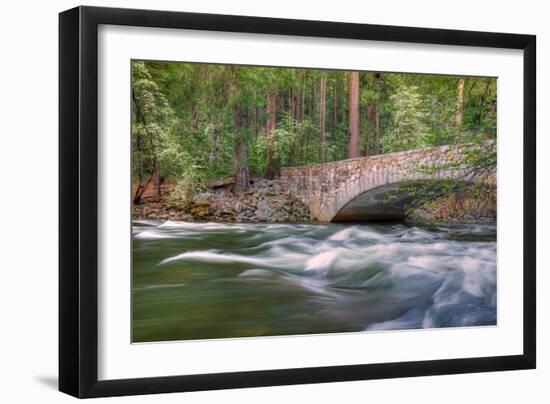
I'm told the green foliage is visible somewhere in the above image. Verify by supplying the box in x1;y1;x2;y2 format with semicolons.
132;61;497;206
170;165;206;207
132;61;203;200
382;84;430;152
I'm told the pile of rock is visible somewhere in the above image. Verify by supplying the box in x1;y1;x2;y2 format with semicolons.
133;203;193;221
132;178;312;223
194;179;312;222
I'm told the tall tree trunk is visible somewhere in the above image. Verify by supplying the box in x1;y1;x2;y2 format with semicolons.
375;108;381;154
364;103;374;156
135;129;143;190
289;89;297;166
296;91;302;125
266;92;277;179
301;71;306;122
234;105;250;189
234;137;250;189
319;75;327;162
133;162;155;205
153;155;161;196
333;77;338;130
132;91;145;203
251;92;258;136
189;106;198;137
455;77;465;131
289;89;295;133
311;84;316;123
477;78;492;126
348;71;361;159
341;74;347;128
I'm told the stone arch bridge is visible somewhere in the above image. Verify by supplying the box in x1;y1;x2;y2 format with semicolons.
280;143;495;222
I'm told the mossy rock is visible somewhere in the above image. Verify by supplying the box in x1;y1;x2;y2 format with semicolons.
193;200;213;208
190;200;213;220
190;206;211;219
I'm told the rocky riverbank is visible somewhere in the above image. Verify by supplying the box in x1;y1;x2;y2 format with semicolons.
407;185;496;224
133;178;313;223
133;178;496;224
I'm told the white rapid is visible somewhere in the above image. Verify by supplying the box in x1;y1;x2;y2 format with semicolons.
132;221;496;342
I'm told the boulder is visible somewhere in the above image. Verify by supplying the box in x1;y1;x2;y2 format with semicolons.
190;200;213;220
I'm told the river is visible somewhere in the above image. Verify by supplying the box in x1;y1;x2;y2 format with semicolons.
132;221;496;342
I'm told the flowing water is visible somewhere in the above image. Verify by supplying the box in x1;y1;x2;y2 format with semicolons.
132;221;496;342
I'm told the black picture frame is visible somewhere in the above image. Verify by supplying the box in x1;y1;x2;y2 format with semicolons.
59;5;536;398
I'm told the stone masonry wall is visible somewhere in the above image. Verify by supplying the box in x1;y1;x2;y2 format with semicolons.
280;143;496;222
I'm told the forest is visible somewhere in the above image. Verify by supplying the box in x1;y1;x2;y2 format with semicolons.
131;60;497;222
131;61;499;343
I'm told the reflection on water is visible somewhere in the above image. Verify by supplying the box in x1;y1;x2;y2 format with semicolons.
132;221;496;342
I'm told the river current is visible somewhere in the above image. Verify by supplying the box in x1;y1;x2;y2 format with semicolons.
132;221;496;342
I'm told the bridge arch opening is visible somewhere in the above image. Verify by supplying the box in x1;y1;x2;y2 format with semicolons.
330;180;475;223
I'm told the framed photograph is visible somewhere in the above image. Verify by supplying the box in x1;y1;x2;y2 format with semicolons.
59;6;536;398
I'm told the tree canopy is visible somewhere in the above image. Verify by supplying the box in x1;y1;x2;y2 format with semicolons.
131;61;496;204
